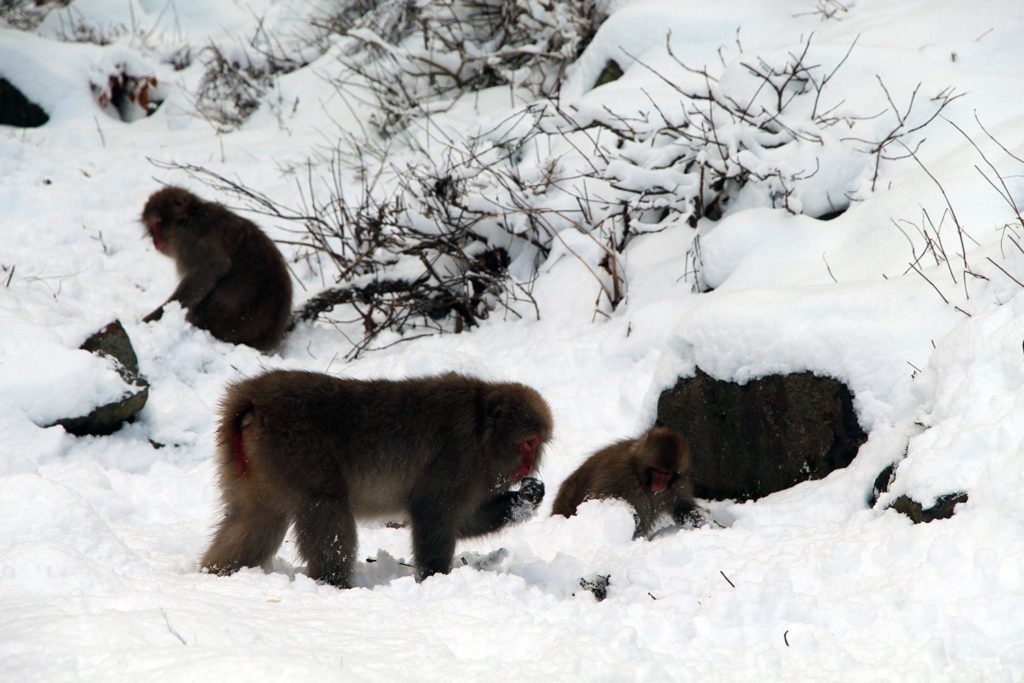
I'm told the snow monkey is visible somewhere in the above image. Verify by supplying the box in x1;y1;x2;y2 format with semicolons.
551;427;695;538
200;370;553;588
141;186;292;351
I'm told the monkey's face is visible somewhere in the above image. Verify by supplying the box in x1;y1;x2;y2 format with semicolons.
638;428;691;495
142;211;167;254
513;435;544;482
141;187;194;257
484;384;552;487
646;466;678;494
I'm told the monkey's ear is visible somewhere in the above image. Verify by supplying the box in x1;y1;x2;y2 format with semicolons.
485;392;509;421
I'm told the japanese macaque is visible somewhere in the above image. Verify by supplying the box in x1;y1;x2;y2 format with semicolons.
200;370;553;588
141;186;292;351
551;426;695;538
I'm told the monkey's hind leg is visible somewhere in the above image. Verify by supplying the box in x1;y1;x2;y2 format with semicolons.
200;491;289;577
293;495;356;589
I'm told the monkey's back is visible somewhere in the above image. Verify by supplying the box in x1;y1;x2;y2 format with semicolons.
551;440;639;517
221;371;491;510
192;208;292;351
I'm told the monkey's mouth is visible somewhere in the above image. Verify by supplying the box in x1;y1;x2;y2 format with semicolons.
512;436;542;481
649;468;676;494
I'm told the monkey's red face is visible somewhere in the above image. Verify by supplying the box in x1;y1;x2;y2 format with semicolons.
145;216;166;253
648;467;677;494
513;436;543;482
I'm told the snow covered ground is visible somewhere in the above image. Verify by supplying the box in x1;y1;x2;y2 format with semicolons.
2;0;1024;679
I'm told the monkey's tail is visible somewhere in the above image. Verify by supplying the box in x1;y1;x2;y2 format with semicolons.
218;390;255;477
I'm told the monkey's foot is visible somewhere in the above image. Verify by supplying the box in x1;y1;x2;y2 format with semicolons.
576;574;610;602
456;547;509;572
678;505;719;529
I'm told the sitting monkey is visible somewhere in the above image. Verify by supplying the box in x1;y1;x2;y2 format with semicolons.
141;186;292;351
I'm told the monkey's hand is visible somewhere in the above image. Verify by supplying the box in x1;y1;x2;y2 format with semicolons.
516;477;545;507
458;478;545;538
142;306;164;323
671;499;718;529
505;477;544;524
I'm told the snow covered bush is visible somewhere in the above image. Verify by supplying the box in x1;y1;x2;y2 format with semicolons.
176;30;963;351
172;18;962;352
193;45;276;131
0;0;69;31
90;56;161;122
324;0;607;135
192;27;312;131
562;35;961;225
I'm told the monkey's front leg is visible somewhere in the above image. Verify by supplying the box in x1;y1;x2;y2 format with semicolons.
409;499;459;582
144;257;229;322
457;477;545;538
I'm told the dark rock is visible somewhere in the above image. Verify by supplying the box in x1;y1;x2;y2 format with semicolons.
80;319;142;374
593;60;624;88
870;462;898;506
889;492;968;524
0;78;49;128
55;320;149;436
815;206;848;221
656;368;866;501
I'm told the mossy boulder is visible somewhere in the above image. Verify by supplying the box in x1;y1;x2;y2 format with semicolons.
656;368;866;501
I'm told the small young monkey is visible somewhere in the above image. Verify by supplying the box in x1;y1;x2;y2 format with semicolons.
552;426;696;538
200;370;553;588
141;186;292;351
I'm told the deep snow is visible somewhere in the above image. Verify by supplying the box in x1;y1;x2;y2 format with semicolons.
2;0;1024;680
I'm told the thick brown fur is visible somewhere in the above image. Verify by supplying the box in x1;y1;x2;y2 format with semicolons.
551;427;694;538
200;370;553;587
141;186;292;351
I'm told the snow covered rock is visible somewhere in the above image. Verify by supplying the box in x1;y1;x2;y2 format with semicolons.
872;462;969;524
53;320;148;436
0;77;47;127
656;368;866;500
890;492;969;524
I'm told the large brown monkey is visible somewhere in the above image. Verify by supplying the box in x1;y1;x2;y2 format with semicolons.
141;186;292;351
552;427;695;538
200;370;553;588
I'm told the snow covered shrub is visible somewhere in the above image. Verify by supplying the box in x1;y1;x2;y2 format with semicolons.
168;32;959;350
558;36;961;229
160;128;554;356
889;115;1024;312
0;0;69;31
192;27;309;131
36;1;127;44
325;0;607;134
194;45;275;131
89;51;163;122
795;0;854;22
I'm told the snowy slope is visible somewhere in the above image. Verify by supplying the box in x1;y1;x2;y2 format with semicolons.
2;0;1024;680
